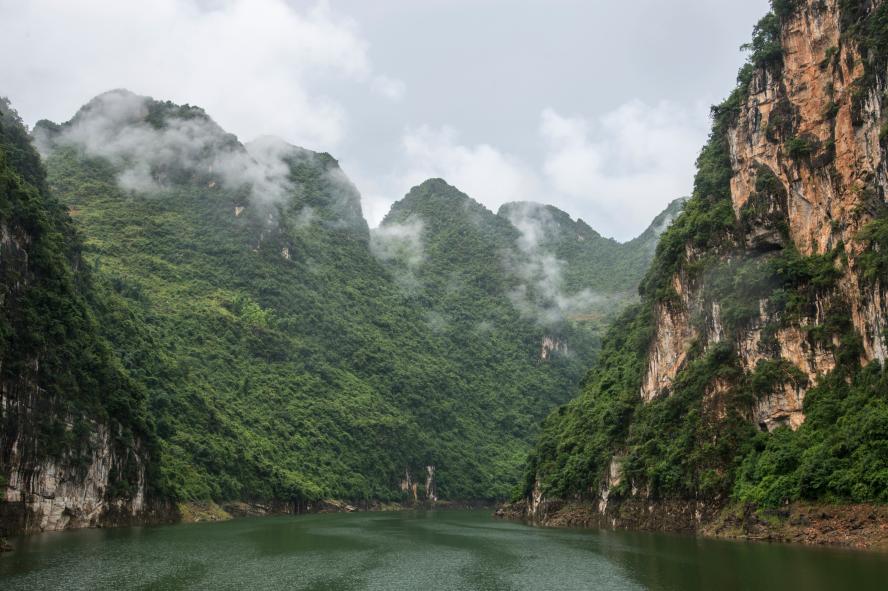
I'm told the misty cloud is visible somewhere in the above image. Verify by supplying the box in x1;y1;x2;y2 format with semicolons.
503;203;608;326
43;90;296;206
2;0;769;240
370;216;426;290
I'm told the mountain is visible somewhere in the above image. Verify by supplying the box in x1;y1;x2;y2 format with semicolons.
1;89;679;534
514;0;888;546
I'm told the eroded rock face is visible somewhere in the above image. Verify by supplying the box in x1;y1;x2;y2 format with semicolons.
1;387;148;534
641;0;887;431
539;336;568;361
399;465;437;502
730;0;888;364
641;271;698;402
597;456;625;514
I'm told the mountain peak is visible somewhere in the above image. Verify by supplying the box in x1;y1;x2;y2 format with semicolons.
382;177;493;227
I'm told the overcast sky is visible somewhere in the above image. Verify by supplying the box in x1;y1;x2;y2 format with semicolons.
1;0;770;240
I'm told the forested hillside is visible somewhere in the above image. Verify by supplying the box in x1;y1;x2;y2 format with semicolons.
518;0;888;534
0;89;680;529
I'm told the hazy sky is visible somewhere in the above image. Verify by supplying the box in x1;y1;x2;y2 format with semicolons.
1;0;770;240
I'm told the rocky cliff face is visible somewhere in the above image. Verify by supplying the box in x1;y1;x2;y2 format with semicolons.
519;0;888;543
643;0;887;424
0;99;163;536
1;389;151;533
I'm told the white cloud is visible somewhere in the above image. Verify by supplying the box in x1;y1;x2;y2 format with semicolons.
370;218;425;270
0;0;403;150
370;216;426;291
398;125;539;212
43;89;297;205
503;203;608;325
540;100;708;239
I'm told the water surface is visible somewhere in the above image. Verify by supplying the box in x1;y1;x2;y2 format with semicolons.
1;509;886;590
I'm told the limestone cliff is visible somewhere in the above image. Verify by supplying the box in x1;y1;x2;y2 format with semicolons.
0;99;164;536
518;0;888;546
643;0;886;425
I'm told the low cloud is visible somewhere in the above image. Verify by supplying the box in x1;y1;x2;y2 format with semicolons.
370;216;426;290
41;90;298;206
503;203;606;325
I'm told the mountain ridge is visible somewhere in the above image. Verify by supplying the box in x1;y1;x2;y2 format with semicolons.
1;90;681;535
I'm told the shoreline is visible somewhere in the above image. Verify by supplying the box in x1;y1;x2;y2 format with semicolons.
177;498;496;524
494;500;888;552
0;498;498;550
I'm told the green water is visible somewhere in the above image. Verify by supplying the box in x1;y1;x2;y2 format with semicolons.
1;509;886;590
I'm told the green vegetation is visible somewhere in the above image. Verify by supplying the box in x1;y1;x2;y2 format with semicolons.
0;98;159;498
857;214;888;283
742;12;785;71
840;0;888;126
5;90;675;507
784;136;817;160
523;0;887;511
772;0;801;20
736;360;888;506
519;304;653;499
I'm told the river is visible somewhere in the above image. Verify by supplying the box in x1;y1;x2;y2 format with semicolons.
1;509;886;590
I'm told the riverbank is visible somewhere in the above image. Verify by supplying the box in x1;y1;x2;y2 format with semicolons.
495;500;888;551
178;498;494;523
0;495;496;549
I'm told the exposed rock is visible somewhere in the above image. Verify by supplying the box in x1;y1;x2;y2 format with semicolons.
539;336;568;361
597;456;624;514
425;465;437;502
501;499;888;550
729;0;888;364
399;465;438;503
641;272;697;402
514;0;888;549
642;0;885;413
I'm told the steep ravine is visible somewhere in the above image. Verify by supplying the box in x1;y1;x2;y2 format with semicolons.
508;0;888;550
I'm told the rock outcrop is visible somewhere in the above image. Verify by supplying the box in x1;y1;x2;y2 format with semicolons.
517;0;888;548
1;391;149;533
0;98;163;536
643;0;886;420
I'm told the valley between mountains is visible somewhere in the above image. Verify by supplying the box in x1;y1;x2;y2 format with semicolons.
2;0;888;553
